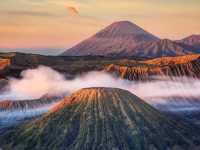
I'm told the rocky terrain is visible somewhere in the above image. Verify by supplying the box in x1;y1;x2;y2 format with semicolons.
0;52;143;79
1;87;200;150
105;54;200;80
0;58;10;70
1;52;200;127
0;96;61;111
2;52;200;81
0;17;200;150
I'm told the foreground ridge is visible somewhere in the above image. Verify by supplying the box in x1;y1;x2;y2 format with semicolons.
1;87;200;150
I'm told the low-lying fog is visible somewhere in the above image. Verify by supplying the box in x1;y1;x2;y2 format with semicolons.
0;66;200;104
0;105;51;129
1;65;200;127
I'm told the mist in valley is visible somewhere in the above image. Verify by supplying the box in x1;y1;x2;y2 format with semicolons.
1;66;200;134
0;104;52;129
1;65;200;123
1;66;200;105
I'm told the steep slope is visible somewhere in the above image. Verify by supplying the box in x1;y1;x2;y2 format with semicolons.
0;58;10;70
178;35;200;50
1;87;200;150
62;21;159;56
122;39;197;57
0;96;61;111
105;54;200;80
0;96;62;130
142;54;200;65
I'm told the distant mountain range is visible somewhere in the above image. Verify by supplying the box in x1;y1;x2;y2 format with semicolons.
177;34;200;49
61;21;200;58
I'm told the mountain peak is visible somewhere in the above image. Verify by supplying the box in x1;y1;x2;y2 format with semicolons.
108;20;140;31
1;87;200;149
95;21;158;38
61;21;159;56
109;20;135;27
112;20;134;24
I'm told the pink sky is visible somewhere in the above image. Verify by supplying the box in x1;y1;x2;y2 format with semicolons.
0;0;199;54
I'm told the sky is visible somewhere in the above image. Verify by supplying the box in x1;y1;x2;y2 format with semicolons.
0;0;200;55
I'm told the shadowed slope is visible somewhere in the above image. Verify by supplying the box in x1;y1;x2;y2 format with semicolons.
178;35;200;50
0;96;61;111
62;21;159;56
1;88;200;150
122;39;198;57
105;54;200;80
61;21;199;58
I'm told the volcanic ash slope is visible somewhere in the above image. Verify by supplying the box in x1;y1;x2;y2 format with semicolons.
1;88;200;150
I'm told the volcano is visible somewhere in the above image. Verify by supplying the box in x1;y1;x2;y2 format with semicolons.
61;21;199;58
1;87;200;150
61;21;159;56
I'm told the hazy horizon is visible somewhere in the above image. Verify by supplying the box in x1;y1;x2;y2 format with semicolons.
0;0;200;55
